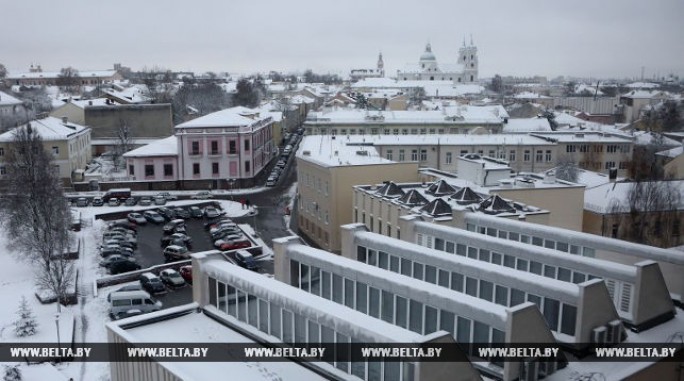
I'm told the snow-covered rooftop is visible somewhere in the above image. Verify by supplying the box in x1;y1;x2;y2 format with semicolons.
344;133;553;146
0;116;88;142
306;105;507;125
296;135;394;167
8;69;118;79
513;91;550;99
584;180;684;214
502;117;552;133
123;135;178;158
656;145;684;159
112;307;327;381
176;106;272;129
0;90;22;106
531;131;633;143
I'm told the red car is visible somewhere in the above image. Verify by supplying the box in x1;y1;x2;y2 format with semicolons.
179;265;193;284
217;239;251;251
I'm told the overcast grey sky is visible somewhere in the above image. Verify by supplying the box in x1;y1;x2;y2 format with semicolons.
2;0;683;79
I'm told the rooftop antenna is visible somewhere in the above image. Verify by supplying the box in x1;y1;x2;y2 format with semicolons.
594;81;600;101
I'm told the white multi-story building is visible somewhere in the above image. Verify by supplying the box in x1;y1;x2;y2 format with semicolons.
123;106;276;188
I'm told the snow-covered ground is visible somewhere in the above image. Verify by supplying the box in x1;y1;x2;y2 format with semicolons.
0;198;259;380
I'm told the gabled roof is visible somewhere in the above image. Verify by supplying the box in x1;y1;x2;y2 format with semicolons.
375;181;405;198
397;189;428;206
479;195;516;214
175;106;270;129
0;91;22;106
449;186;484;205
0;117;88;142
418;198;453;217
425;179;457;197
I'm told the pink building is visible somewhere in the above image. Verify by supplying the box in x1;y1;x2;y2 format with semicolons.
124;107;276;188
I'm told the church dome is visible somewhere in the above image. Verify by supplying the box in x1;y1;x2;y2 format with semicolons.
419;43;436;62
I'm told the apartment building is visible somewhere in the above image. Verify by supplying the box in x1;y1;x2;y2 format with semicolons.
303;106;507;136
0;116;91;185
296;135;419;252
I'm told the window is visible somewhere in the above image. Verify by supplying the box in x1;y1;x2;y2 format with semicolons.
446;152;452;164
386;150;393;160
129;165;134;176
536;150;543;162
244;139;250;151
356;282;367;313
191;141;200;155
52;146;59;155
229;141;236;154
210;141;219;154
0;147;4;156
509;150;516;161
409;300;423;333
411;150;418;161
245;161;250;173
0;167;5;175
545;150;552;162
144;164;154;177
524;150;531;162
399;150;405;161
163;164;173;177
212;162;219;175
193;163;200;175
605;161;616;169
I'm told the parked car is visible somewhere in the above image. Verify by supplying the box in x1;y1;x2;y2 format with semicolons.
123;197;137;206
100;245;134;257
276;159;286;168
143;210;165;224
139;272;166;295
107;198;120;207
191;191;213;200
235;250;258;271
161;232;193;248
107;284;142;302
159;269;186;288
179;266;193;284
92;197;104;206
189;206;203;218
209;222;239;235
103;188;132;202
100;254;136;268
163;245;190;261
127;212;147;225
157;207;175;220
163;219;186;234
102;239;136;251
153;195;167;205
109;260;142;275
173;207;190;219
107;227;137;238
203;206;222;219
76;197;89;207
108;220;138;232
156;192;178;201
266;176;277;187
138;196;153;206
214;237;250;251
108;290;160;319
203;217;232;230
211;229;243;241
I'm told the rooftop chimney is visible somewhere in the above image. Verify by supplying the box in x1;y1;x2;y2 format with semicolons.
62;116;68;124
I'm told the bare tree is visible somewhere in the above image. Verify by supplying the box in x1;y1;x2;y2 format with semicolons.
112;119;132;171
0;125;74;309
56;67;81;93
555;154;579;183
609;180;681;247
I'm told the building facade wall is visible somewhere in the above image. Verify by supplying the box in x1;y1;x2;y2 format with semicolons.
304;122;503;136
177;123;274;181
84;104;174;139
50;104;86;125
494;185;585;231
297;159;419;252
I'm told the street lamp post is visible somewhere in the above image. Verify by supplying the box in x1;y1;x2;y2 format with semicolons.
252;205;258;238
55;313;61;347
229;179;236;201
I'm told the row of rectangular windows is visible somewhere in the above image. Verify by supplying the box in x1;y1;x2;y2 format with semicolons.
207;277;412;381
422;231;633;314
466;224;635;313
290;260;506;359
356;245;578;336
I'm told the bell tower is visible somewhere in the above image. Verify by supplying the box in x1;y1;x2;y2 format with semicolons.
458;35;478;83
377;52;385;77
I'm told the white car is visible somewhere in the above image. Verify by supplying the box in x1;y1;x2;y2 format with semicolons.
203;206;222;218
191;191;213;200
127;212;147;225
